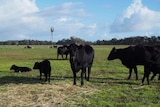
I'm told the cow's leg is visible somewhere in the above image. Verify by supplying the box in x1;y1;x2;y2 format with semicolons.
141;66;150;85
62;54;64;59
146;67;150;85
73;72;76;85
134;66;138;80
158;74;160;80
40;72;42;80
87;67;91;81
128;68;132;80
141;73;145;85
66;54;68;59
146;72;150;85
81;68;86;86
85;71;87;79
141;66;147;85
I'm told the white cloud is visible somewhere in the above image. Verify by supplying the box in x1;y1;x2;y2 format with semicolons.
36;2;91;18
0;0;39;23
57;17;68;22
0;0;46;40
88;23;97;29
110;0;160;33
0;0;95;41
53;17;85;38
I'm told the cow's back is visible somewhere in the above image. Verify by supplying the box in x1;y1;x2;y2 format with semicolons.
130;45;160;65
109;45;157;67
40;60;51;73
57;47;64;54
78;45;94;67
132;45;149;65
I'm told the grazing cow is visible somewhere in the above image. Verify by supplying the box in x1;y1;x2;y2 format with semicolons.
57;45;69;59
107;45;160;85
33;59;51;83
69;43;94;86
10;64;31;72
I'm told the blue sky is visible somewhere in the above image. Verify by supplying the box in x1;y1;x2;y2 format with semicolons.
0;0;160;42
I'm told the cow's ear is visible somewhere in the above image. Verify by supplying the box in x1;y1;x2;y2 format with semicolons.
113;47;115;51
113;47;117;52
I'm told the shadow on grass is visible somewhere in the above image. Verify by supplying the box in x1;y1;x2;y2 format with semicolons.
0;75;158;86
91;76;160;85
30;58;69;61
53;76;140;85
112;81;139;85
42;58;69;61
90;77;121;82
0;76;41;85
90;77;139;85
0;75;74;85
51;76;73;80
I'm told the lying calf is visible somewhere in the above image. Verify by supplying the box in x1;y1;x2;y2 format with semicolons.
10;64;32;72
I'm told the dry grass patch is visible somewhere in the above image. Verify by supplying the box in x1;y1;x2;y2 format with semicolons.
0;82;98;107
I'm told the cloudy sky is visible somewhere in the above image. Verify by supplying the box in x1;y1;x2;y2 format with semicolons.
0;0;160;42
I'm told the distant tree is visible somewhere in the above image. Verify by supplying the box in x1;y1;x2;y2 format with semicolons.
56;36;86;45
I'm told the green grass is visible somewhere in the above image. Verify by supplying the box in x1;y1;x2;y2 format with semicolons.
0;45;159;107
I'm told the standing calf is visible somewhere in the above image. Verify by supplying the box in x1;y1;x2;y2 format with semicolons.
142;59;160;84
33;59;51;83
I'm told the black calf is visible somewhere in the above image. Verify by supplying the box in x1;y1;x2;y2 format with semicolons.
10;65;31;72
33;59;51;83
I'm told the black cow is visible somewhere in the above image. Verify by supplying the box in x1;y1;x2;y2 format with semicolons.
33;59;51;83
57;45;69;59
107;45;160;85
108;46;139;80
10;64;31;72
69;43;94;86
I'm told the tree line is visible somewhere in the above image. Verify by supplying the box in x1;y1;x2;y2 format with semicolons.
96;36;160;45
0;40;53;45
0;36;160;45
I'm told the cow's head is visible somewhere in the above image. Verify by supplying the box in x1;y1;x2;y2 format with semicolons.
33;62;40;69
10;64;16;70
107;47;118;60
69;43;78;64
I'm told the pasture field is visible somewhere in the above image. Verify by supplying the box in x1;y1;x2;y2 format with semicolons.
0;45;159;107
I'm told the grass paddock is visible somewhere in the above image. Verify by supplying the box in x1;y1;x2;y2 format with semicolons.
0;45;159;107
